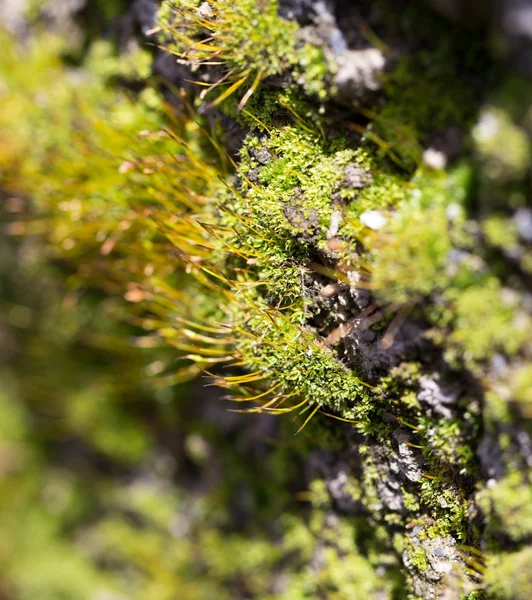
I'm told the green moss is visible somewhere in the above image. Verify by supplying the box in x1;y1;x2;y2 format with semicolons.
420;418;477;472
85;39;153;82
477;472;532;543
3;4;531;598
66;386;151;463
482;215;519;250
403;490;421;512
160;0;298;76
473;107;531;184
485;547;532;600
409;548;430;572
158;0;330;103
367;164;474;304
446;278;532;364
293;43;332;101
239;123;355;246
374;28;485;170
511;366;532;415
416;479;468;542
371;203;451;303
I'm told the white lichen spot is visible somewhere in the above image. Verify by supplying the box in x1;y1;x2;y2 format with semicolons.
446;203;462;221
327;209;343;239
473;109;499;143
335;48;386;98
360;210;387;230
197;2;214;20
422;147;447;170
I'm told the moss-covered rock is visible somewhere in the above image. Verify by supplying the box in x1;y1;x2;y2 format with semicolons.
1;0;531;598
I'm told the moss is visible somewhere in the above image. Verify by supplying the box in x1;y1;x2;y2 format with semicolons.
235;121;357;251
160;0;298;75
371;204;451;303
403;490;421;512
485;547;532;600
421;418;477;473
445;278;532;364
3;3;532;598
158;0;330;104
409;548;430;573
279;514;398;599
368;164;474;304
85;39;153;82
359;452;384;513
66;386;151;463
374;18;487;170
225;311;372;419
293;43;332;101
473;107;531;184
477;472;532;543
417;479;469;542
511;366;532;416
482;215;519;250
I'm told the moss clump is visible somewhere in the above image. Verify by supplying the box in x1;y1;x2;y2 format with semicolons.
473;107;531;184
477;472;532;543
511;366;532;416
3;1;532;598
372;7;489;170
367;164;474;303
485;547;532;600
482;214;519;250
239;122;355;247
446;279;532;365
157;0;331;105
371;204;451;303
159;0;298;76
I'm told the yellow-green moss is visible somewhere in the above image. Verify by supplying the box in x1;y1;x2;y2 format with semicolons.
477;472;532;543
485;547;532;600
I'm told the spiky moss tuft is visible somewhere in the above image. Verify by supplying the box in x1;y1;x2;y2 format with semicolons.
157;0;331;103
158;0;298;75
1;23;482;599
